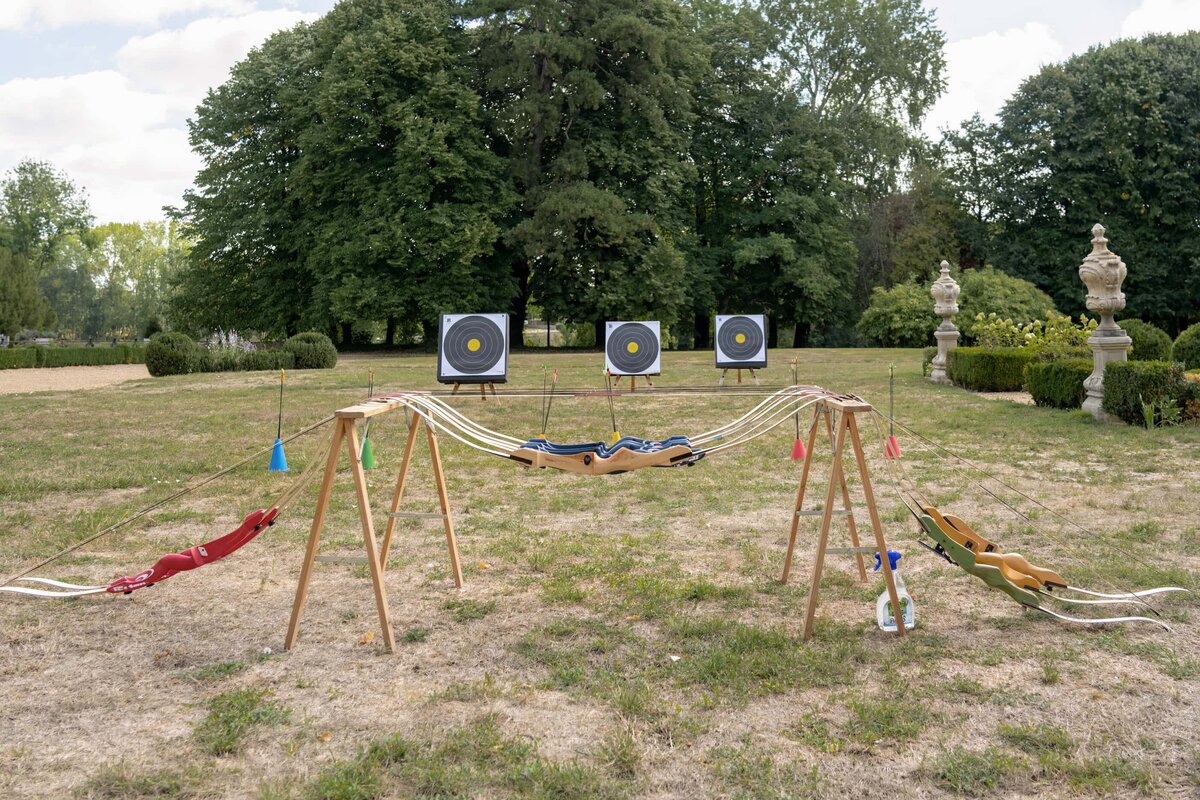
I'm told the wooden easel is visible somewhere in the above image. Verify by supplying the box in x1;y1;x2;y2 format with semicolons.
450;382;498;400
780;396;906;640
610;373;653;391
284;404;463;654
719;368;760;386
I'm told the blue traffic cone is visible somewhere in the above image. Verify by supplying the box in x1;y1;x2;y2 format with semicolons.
269;437;289;472
361;436;376;470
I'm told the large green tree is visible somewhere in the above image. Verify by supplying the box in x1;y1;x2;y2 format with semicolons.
0;248;54;336
0;159;93;271
468;0;700;342
986;33;1200;334
301;0;516;344
174;22;319;337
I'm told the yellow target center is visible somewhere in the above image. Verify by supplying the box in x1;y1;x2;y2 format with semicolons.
467;338;481;352
626;341;639;354
735;333;746;344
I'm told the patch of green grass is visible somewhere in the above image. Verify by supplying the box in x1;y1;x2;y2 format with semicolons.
193;687;290;756
843;693;929;746
1038;753;1156;795
594;731;641;780
707;741;822;799
784;712;846;754
401;627;429;643
664;617;865;704
81;761;208;799
928;746;1025;796
304;714;629;800
181;660;247;684
443;598;496;623
997;722;1075;756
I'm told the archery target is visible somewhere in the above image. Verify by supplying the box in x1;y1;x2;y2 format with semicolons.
438;313;508;383
605;321;661;376
715;314;767;368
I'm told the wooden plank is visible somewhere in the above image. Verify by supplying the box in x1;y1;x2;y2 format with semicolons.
426;424;464;588
379;412;422;567
847;413;905;638
284;418;346;651
335;394;429;420
821;395;874;413
781;406;822;584
345;421;397;652
802;411;849;640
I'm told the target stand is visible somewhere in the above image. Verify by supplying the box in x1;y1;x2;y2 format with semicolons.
285;405;464;654
718;368;760;386
779;395;906;640
610;372;654;391
451;382;499;399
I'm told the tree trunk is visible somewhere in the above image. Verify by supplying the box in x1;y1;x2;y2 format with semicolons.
693;311;710;350
385;316;396;347
767;316;779;349
594;318;605;350
421;318;437;347
508;262;530;348
792;322;810;348
340;321;352;346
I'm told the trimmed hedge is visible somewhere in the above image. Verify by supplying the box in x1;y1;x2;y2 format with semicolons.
0;349;38;369
146;332;199;377
0;345;144;369
284;332;337;369
922;346;937;377
1119;319;1172;361
947;347;1034;391
1102;360;1187;426
239;350;294;371
1024;358;1092;409
1173;323;1200;370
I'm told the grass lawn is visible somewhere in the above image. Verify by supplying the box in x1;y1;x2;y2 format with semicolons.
0;348;1197;799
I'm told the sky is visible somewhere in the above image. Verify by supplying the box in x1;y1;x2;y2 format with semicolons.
1;0;1199;224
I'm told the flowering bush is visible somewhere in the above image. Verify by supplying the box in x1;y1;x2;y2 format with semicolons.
969;312;1095;360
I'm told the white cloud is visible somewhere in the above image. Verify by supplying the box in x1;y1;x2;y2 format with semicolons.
1121;0;1200;37
0;71;199;221
0;1;255;30
116;9;317;96
0;7;319;223
922;22;1066;137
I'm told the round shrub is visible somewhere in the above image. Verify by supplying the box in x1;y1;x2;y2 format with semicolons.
856;282;937;348
145;332;197;377
958;267;1056;327
1119;319;1172;362
1173;322;1200;370
284;331;338;369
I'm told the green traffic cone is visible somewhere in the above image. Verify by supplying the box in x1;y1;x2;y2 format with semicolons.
361;435;376;470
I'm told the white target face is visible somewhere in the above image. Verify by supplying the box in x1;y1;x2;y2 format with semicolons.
438;313;509;383
605;321;661;376
715;314;767;368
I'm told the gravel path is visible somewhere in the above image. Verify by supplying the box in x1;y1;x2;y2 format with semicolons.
0;364;150;394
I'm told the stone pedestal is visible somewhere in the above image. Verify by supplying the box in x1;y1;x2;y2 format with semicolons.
1082;333;1133;420
929;260;960;384
1078;223;1131;420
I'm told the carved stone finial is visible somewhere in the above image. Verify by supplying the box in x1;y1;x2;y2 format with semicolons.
1079;222;1127;334
929;260;961;384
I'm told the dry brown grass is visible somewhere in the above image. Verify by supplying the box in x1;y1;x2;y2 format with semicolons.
0;348;1196;799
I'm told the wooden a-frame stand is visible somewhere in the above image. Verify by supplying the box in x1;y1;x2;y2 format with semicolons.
284;404;463;654
450;382;498;400
780;396;906;640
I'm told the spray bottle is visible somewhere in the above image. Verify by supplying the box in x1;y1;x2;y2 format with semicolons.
874;549;915;632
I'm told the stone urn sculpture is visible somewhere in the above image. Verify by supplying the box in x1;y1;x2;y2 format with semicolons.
1079;223;1132;419
929;260;961;384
